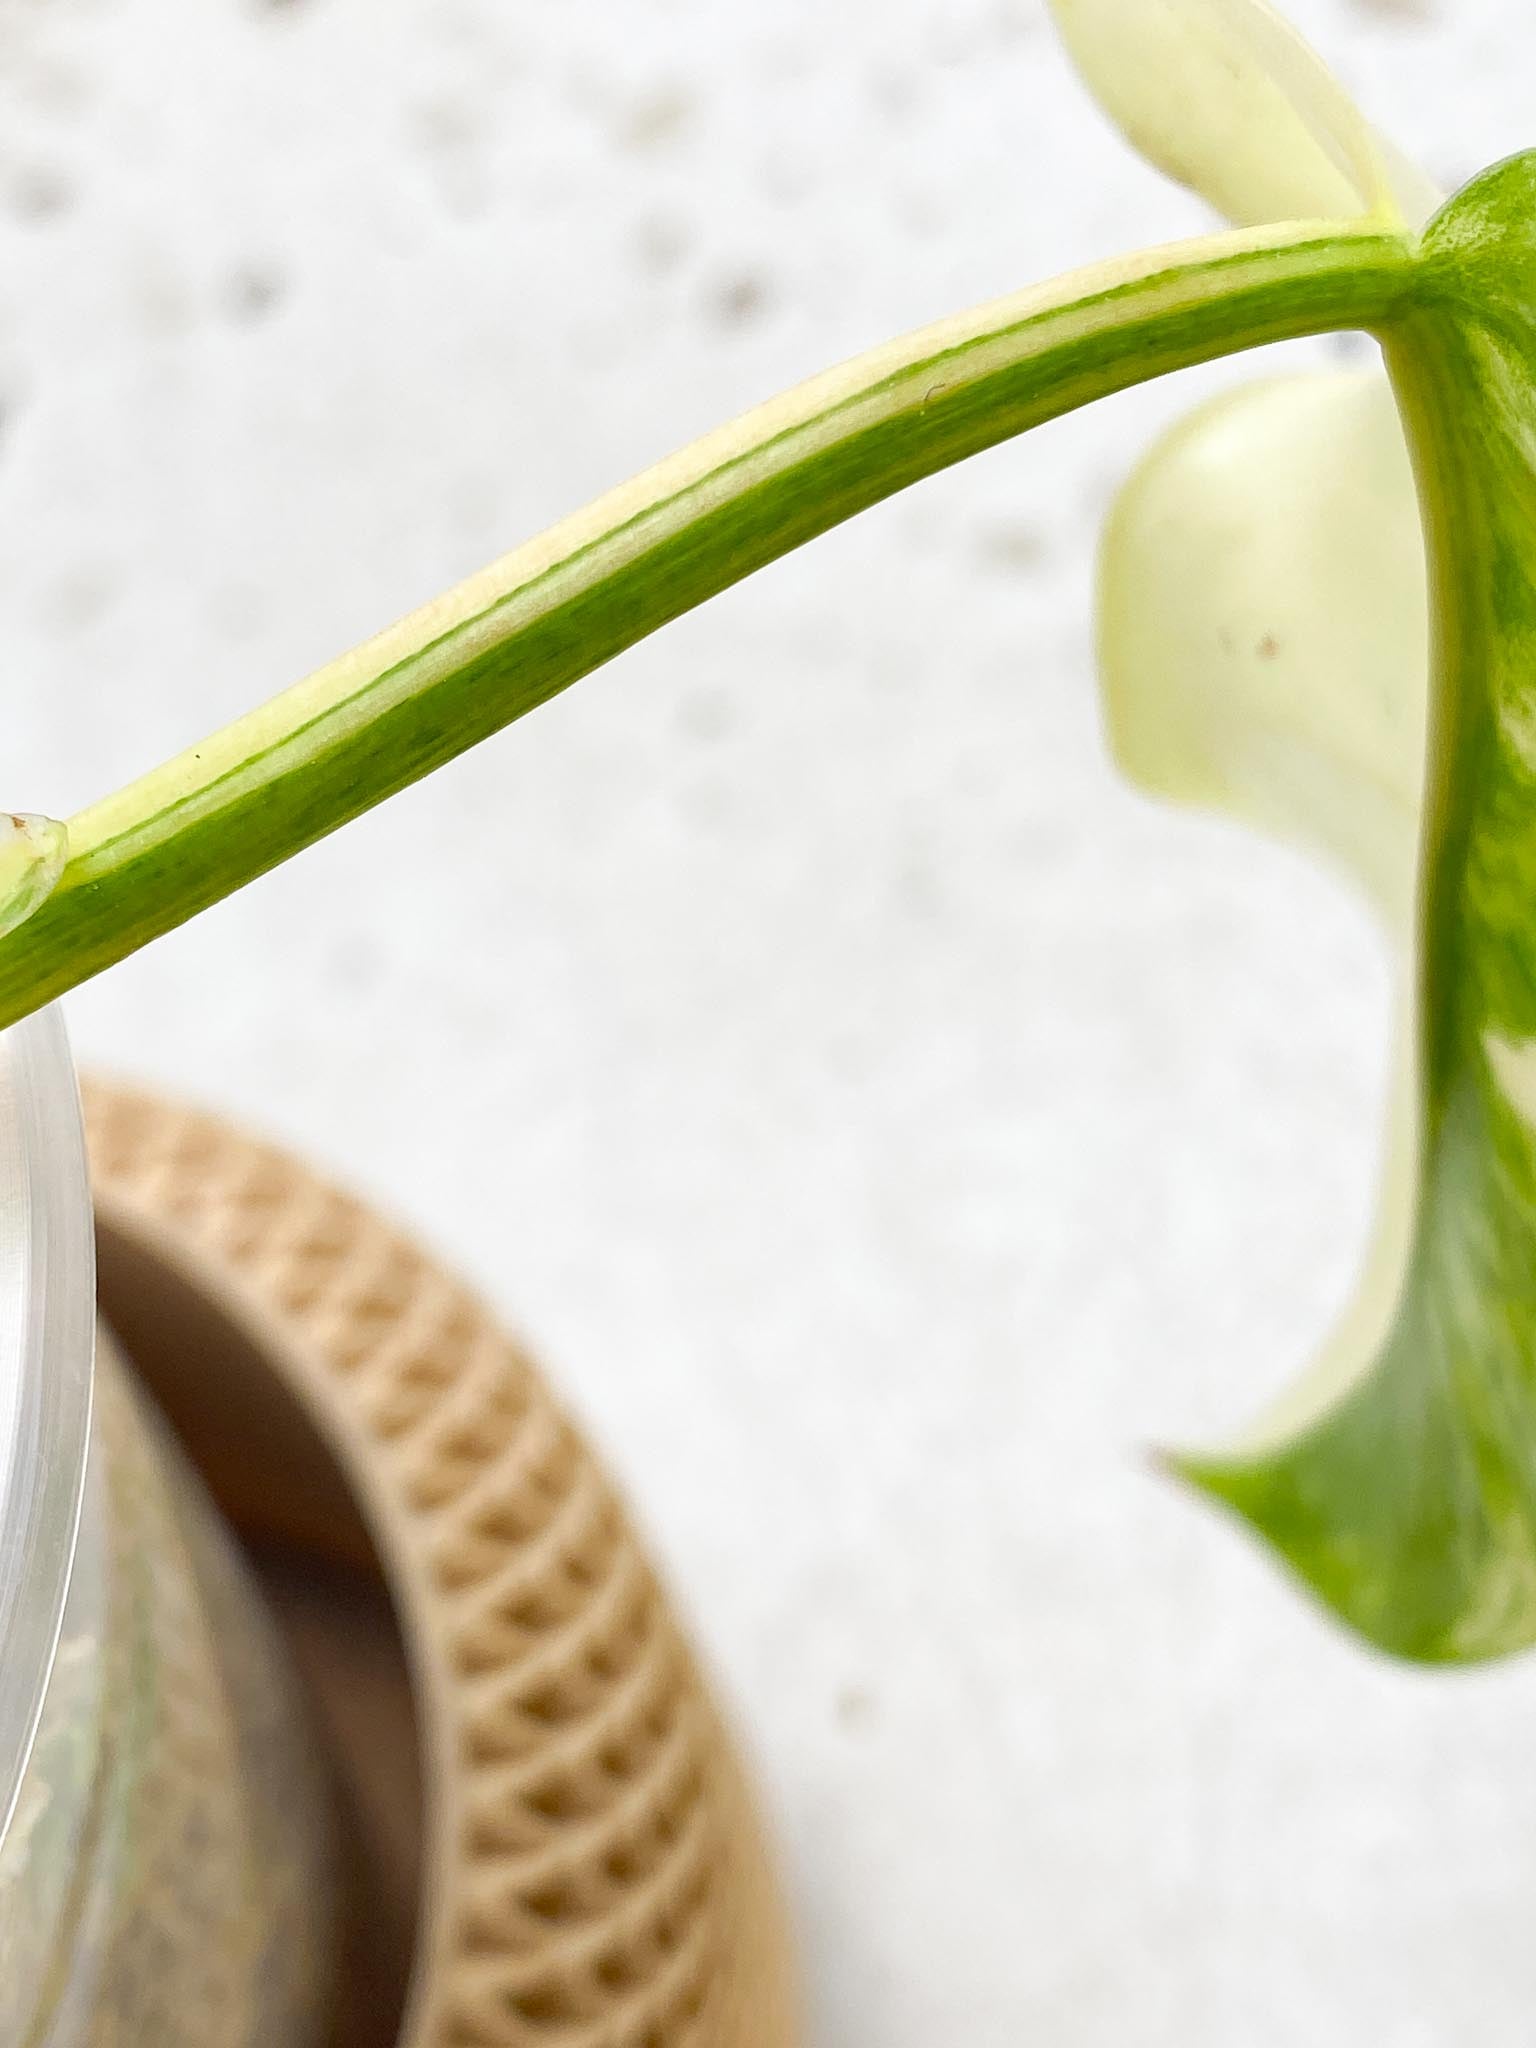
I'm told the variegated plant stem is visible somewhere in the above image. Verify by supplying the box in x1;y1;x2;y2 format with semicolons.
0;222;1410;1024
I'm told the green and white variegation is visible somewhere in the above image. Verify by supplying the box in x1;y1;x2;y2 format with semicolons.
4;0;1536;1664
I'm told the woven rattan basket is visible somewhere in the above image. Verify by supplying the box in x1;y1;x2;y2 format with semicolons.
83;1078;800;2048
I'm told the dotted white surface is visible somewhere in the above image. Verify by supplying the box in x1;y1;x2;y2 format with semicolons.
4;0;1535;2040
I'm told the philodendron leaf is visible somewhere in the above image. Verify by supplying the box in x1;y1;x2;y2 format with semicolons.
1176;151;1536;1662
1048;0;1438;230
1099;369;1427;927
1097;367;1427;1519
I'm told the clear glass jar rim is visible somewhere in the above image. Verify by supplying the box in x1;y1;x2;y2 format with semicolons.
0;1007;96;1851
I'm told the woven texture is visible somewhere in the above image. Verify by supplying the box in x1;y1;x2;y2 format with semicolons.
83;1080;799;2048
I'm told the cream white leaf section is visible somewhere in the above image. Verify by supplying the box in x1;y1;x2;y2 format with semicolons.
1098;368;1428;1448
1098;369;1427;926
1485;1032;1536;1132
1048;0;1439;229
0;815;66;943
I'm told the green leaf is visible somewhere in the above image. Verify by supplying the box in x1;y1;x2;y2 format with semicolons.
1176;151;1536;1662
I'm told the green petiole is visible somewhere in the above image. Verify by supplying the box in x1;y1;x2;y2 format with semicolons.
0;220;1412;1030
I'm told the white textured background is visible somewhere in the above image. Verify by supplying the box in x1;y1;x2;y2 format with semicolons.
5;0;1536;2040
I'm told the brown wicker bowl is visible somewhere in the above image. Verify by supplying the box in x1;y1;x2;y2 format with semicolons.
85;1079;801;2048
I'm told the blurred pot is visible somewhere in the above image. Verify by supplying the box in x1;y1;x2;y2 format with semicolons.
0;1011;334;2046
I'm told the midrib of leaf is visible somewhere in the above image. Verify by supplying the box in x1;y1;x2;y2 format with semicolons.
0;220;1411;1026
